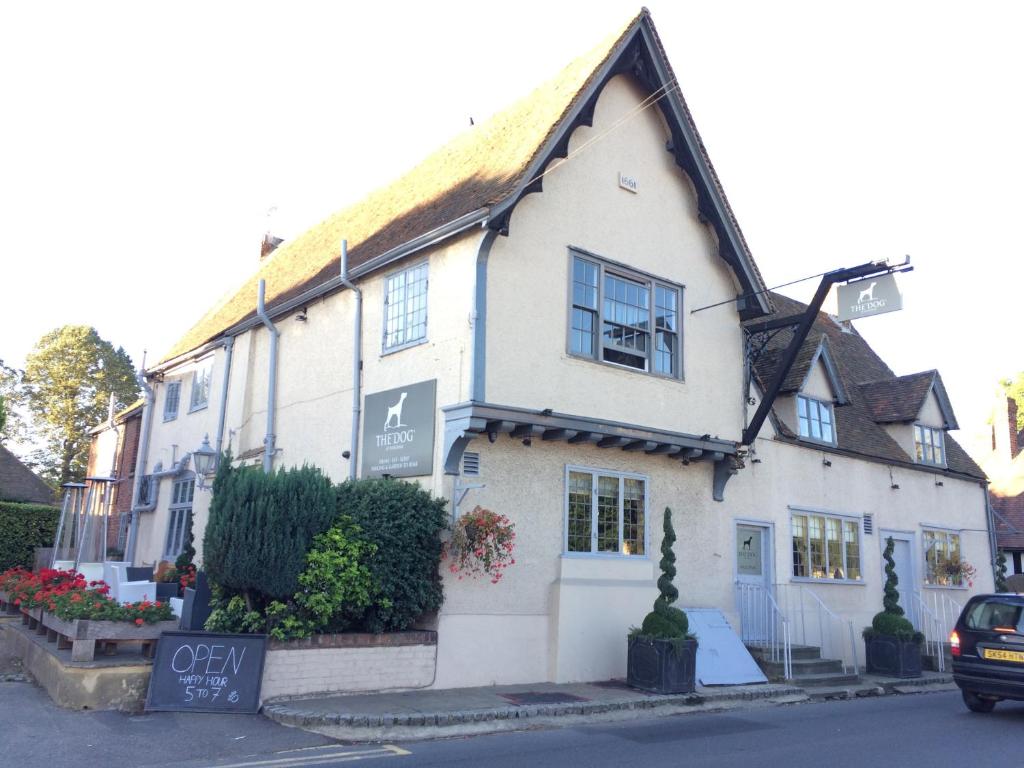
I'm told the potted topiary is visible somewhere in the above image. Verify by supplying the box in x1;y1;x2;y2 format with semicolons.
627;507;697;694
863;536;923;678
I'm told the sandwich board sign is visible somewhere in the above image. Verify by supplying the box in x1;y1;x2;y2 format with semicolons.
145;631;267;713
361;379;437;478
837;274;902;321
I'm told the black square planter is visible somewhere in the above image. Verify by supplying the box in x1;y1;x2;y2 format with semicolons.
865;635;923;678
155;582;179;602
627;636;697;694
179;571;212;631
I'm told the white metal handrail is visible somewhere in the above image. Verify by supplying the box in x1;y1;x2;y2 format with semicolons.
736;582;793;680
775;584;858;675
930;591;963;641
910;591;945;672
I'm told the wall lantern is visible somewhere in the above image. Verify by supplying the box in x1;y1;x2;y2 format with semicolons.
193;434;218;490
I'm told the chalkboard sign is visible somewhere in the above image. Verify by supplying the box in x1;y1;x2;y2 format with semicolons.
145;631;268;713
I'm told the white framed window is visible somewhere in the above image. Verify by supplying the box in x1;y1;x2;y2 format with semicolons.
797;395;835;444
923;528;963;586
383;262;428;352
189;359;213;412
163;381;181;421
565;466;647;556
915;424;946;467
569;252;682;379
164;478;194;559
791;511;861;581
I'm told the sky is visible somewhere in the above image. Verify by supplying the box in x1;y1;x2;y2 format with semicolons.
2;1;1022;456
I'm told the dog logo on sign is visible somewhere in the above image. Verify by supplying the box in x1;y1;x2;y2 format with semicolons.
384;392;408;430
857;282;878;303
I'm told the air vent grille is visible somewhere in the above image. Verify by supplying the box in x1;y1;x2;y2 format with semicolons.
462;452;480;476
863;513;874;535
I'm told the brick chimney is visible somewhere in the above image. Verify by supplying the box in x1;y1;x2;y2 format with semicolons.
260;233;284;261
995;396;1021;459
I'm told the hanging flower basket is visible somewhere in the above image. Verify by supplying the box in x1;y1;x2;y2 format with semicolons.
939;558;976;587
444;506;516;583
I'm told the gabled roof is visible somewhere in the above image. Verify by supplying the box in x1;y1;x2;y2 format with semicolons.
859;371;959;429
0;445;54;504
747;293;982;479
160;9;770;364
758;333;849;405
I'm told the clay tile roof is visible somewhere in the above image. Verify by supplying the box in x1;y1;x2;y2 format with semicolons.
747;292;983;480
994;468;1024;549
859;371;938;423
0;445;54;504
159;9;769;365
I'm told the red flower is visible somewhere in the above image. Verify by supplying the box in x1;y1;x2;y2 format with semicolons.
134;618;144;626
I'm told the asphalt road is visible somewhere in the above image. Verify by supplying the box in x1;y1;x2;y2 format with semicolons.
4;681;1023;768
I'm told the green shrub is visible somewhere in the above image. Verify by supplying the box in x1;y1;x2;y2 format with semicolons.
203;457;336;605
637;507;689;640
336;478;448;633
0;501;60;570
995;551;1008;593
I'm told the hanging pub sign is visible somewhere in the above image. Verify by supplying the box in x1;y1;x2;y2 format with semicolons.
836;273;903;321
361;379;436;478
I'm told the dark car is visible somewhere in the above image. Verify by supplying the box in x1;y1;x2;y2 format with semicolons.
951;593;1024;712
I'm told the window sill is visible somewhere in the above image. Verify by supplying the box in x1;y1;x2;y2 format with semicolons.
795;436;837;448
187;403;209;414
381;337;428;357
923;583;970;590
564;352;684;384
562;551;649;560
162;415;178;423
790;576;864;586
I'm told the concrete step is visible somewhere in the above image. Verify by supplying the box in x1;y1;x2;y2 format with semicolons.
760;657;845;677
806;683;883;701
746;644;822;662
790;671;861;687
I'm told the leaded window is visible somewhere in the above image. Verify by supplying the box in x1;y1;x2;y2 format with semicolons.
924;528;963;586
189;359;212;412
383;262;428;351
164;478;194;559
915;425;946;466
797;395;835;444
569;253;681;378
792;511;861;580
565;467;646;556
163;381;180;421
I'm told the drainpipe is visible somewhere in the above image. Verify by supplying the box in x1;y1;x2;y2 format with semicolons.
256;280;280;474
469;227;497;403
339;239;362;480
214;336;235;458
126;362;155;564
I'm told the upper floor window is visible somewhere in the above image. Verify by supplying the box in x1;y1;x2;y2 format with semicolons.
797;395;835;444
565;466;646;556
189;359;213;412
163;381;181;421
915;424;945;466
383;262;428;352
164;478;194;559
569;253;681;378
791;511;861;581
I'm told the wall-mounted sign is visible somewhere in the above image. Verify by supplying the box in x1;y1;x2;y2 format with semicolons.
361;379;436;478
836;273;902;321
736;526;763;577
618;172;638;193
145;631;267;714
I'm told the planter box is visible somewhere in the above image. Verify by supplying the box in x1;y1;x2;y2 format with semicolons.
39;610;178;662
865;635;923;678
0;589;18;615
627;636;697;694
154;582;179;602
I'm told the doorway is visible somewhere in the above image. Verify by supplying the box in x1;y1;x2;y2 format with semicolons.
879;530;917;628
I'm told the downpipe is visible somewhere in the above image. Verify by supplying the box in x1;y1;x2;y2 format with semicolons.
125;362;155;564
340;239;362;481
256;280;280;474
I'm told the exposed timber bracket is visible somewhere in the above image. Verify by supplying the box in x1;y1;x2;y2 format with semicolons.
741;258;912;447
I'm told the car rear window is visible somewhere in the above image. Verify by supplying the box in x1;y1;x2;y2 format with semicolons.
965;598;1024;632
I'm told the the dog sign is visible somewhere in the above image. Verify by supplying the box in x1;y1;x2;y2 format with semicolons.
361;379;436;478
836;273;902;321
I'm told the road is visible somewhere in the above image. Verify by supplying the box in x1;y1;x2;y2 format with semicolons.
4;681;1022;768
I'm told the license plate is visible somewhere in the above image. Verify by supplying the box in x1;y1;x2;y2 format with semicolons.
982;648;1024;663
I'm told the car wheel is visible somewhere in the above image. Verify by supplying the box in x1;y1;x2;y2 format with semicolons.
962;690;996;713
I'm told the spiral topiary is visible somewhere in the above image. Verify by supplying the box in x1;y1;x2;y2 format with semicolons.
870;536;915;639
995;551;1008;593
639;507;689;639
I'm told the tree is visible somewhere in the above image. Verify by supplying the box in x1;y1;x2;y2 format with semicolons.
0;359;25;446
20;326;139;486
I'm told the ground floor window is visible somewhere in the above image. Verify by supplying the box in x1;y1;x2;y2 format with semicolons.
565;467;646;556
164;478;194;560
923;528;963;586
791;511;861;580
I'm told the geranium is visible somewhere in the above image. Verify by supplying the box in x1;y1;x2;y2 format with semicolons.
443;506;516;583
939;557;977;587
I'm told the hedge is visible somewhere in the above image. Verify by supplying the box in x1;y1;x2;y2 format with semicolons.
0;501;60;571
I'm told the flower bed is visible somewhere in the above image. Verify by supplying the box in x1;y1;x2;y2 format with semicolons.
39;610;179;662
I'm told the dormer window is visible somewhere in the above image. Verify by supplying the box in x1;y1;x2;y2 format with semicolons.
915;424;946;466
797;395;835;444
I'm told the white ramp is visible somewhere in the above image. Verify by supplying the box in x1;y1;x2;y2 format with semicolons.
684;607;768;686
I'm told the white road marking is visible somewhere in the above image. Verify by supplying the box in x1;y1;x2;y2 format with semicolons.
208;744;408;768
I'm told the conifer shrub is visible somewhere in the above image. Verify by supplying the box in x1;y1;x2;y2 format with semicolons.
995;551;1008;593
0;501;59;571
864;536;922;642
336;478;448;633
635;507;689;640
203;457;336;606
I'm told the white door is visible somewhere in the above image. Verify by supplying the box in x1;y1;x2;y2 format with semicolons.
736;523;772;642
880;532;917;628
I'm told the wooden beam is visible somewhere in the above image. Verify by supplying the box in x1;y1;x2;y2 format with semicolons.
645;443;678;455
597;436;629;449
511;423;543;439
542;428;577;442
623;440;658;452
568;431;594;444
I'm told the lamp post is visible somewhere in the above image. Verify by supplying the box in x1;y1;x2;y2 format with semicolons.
192;434;218;491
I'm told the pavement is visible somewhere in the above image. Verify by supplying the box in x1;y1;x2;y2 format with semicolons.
261;671;957;742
